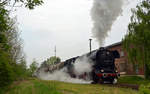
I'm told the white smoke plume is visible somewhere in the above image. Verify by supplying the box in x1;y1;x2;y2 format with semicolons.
74;56;93;76
37;56;93;84
91;0;124;45
37;67;91;83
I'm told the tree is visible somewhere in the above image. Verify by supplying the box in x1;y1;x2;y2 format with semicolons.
0;0;43;10
0;6;15;88
0;6;11;52
29;60;38;75
123;0;150;79
46;56;61;65
0;0;43;89
13;57;29;79
7;18;24;63
0;50;13;88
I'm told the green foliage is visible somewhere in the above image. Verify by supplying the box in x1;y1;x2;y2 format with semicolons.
29;60;38;75
0;0;43;93
0;6;14;89
0;6;9;33
0;0;43;10
123;0;150;79
0;0;43;90
139;83;150;94
118;76;150;85
12;59;31;80
46;56;61;65
0;51;13;88
25;0;44;9
0;6;11;52
40;56;61;68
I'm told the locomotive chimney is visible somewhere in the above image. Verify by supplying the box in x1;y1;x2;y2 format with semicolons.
89;39;92;54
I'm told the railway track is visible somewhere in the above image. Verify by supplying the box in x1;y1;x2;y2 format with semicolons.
103;83;139;90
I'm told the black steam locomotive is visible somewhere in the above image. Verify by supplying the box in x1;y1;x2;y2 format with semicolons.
91;47;120;84
64;47;120;84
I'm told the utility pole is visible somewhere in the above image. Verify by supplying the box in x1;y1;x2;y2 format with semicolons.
89;39;92;54
54;46;56;57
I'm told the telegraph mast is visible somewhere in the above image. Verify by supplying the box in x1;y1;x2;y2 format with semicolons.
54;46;56;57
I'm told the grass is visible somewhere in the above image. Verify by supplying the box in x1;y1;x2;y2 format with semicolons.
6;79;60;94
4;78;138;94
118;76;150;85
55;81;137;94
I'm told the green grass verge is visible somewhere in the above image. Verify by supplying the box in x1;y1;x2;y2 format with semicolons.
0;88;7;94
4;78;138;94
6;79;60;94
118;76;150;85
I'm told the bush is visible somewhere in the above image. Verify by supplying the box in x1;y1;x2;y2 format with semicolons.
0;52;13;88
139;84;150;94
12;63;31;80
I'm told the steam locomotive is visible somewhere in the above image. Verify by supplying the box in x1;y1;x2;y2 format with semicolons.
63;47;120;84
91;47;120;84
39;47;120;84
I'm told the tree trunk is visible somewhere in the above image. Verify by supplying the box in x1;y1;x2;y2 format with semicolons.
145;64;150;79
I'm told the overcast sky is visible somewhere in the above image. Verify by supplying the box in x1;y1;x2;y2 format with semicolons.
15;0;140;65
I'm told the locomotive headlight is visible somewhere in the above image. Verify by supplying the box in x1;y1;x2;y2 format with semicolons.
101;69;104;72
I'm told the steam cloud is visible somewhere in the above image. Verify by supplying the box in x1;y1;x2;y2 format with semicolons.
74;56;93;76
91;0;124;45
37;56;93;83
37;68;91;83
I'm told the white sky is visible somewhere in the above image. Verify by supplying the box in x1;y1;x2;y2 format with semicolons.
15;0;140;65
